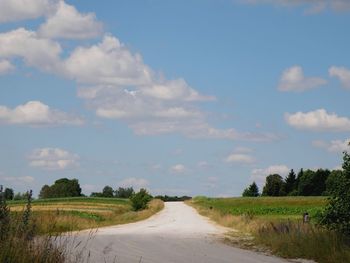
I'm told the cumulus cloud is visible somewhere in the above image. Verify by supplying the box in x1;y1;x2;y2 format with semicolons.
0;59;15;74
0;0;55;23
118;177;149;190
312;139;350;153
240;0;350;13
28;148;80;170
38;1;103;39
0;101;84;126
0;6;278;141
285;109;350;132
225;153;255;164
0;28;62;72
170;164;186;174
251;164;289;187
329;66;350;89
278;66;326;92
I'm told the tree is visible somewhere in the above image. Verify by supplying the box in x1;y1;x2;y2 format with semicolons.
39;185;51;199
284;169;297;195
298;169;315;196
130;189;152;211
115;187;134;198
262;174;284;196
242;182;260;197
4;188;14;200
325;169;344;195
38;178;82;198
102;186;114;198
321;146;350;236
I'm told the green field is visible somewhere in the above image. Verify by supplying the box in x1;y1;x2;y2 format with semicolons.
190;196;350;263
192;196;327;219
8;197;164;233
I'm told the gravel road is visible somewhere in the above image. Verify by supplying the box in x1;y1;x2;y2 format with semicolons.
70;202;291;263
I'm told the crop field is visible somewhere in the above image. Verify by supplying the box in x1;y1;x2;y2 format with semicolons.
190;196;350;263
8;197;164;234
192;196;327;219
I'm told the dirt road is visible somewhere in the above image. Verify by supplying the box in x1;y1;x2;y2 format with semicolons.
71;202;290;263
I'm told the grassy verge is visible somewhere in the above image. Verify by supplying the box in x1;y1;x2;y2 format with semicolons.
9;198;164;234
189;196;350;263
1;195;164;263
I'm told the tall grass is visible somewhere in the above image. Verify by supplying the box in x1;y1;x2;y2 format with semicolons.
0;189;69;263
190;197;350;263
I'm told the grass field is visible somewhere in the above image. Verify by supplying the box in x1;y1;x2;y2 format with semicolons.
8;197;164;234
189;196;350;263
192;196;327;219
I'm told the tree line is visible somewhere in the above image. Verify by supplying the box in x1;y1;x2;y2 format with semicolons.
242;168;343;197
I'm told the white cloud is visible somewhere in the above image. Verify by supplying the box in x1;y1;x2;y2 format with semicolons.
285;109;350;132
170;164;186;174
240;0;350;13
38;1;103;39
64;35;153;86
0;15;277;142
0;101;84;126
251;164;289;187
118;177;149;190
0;59;15;74
278;66;326;92
329;66;350;89
0;0;55;23
28;148;80;170
312;139;350;153
0;28;62;72
225;153;255;164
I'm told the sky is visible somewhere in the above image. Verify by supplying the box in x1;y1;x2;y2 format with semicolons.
0;0;349;197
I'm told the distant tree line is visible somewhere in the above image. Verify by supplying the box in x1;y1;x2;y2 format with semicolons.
0;187;32;201
242;168;344;197
154;195;192;202
39;178;82;199
90;186;135;198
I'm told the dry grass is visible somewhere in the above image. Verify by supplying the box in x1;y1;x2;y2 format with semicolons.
20;198;165;234
189;197;350;263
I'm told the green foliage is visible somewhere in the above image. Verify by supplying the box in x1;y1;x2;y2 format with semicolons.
102;185;114;197
4;188;14;200
262;174;285;196
39;178;82;199
0;186;10;241
154;195;192;202
115;187;134;198
321;149;350;236
284;169;297;195
242;182;259;197
13;192;30;201
130;188;152;211
192;196;326;217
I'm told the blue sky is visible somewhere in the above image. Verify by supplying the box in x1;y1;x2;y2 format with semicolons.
0;0;349;197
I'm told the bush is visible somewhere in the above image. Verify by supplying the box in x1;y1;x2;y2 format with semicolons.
320;149;350;237
130;189;152;211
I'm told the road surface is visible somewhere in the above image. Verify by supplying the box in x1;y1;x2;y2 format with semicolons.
67;202;291;263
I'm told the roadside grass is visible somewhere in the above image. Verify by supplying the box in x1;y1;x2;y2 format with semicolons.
9;198;164;234
1;196;164;262
189;196;350;263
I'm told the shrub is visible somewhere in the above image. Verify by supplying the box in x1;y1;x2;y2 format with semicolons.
320;149;350;237
130;189;152;211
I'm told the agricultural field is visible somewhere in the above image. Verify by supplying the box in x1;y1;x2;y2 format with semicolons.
191;196;327;219
8;197;164;234
189;196;350;263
